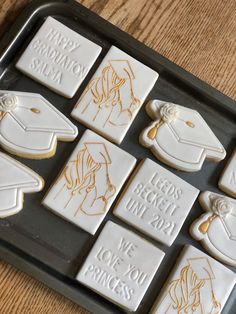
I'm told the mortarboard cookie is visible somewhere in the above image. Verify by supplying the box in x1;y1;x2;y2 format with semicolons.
0;91;78;159
0;152;44;218
16;17;102;98
71;45;159;144
140;100;226;172
190;191;236;267
43;130;136;234
219;148;236;198
151;245;236;314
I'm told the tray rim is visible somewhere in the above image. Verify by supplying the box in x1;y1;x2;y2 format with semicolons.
0;0;235;117
0;0;235;313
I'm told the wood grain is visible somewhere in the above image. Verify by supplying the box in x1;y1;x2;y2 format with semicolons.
0;0;236;313
80;0;236;100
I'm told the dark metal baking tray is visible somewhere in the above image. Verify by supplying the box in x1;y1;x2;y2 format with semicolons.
0;0;235;313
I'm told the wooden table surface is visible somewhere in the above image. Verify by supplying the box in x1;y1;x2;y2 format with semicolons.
0;0;235;313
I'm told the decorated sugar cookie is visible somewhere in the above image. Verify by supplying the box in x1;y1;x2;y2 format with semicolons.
0;91;78;158
0;152;44;218
16;17;102;98
140;100;226;172
151;245;236;314
76;221;165;311
114;158;199;246
71;45;159;144
190;191;236;267
219;148;236;197
43;130;136;234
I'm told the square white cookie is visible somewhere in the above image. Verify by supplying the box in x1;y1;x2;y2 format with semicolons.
43;130;136;234
219;148;236;198
114;158;199;246
151;245;236;314
71;45;159;144
76;221;165;311
16;17;102;98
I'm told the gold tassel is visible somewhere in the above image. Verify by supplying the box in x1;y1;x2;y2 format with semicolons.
0;111;4;121
199;214;217;234
30;108;40;113
147;120;164;140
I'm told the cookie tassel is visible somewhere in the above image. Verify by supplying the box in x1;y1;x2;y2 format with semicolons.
147;120;163;140
199;214;218;234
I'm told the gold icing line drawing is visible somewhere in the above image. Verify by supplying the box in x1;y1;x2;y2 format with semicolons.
158;257;221;314
76;59;141;128
53;142;116;217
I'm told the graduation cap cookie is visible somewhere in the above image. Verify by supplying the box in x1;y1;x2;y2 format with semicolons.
140;100;226;172
0;152;44;218
190;191;236;267
0;91;78;158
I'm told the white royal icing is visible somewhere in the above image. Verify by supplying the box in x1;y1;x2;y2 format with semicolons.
0;94;18;112
0;152;44;218
71;45;159;144
140;100;226;172
151;245;236;314
76;221;165;311
16;17;102;98
114;158;199;246
43;130;136;234
190;191;236;267
0;90;78;158
219;148;236;198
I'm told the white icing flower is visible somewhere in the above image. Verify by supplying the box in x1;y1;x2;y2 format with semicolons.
0;94;18;112
211;197;232;217
160;103;179;122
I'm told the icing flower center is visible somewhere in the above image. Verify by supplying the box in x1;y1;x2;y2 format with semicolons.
0;94;18;112
211;197;232;217
160;103;179;123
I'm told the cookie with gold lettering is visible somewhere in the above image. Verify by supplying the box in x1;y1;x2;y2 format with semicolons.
16;17;102;98
190;191;236;267
76;221;165;311
151;245;236;314
0;152;44;218
0;91;78;159
43;130;136;234
71;45;159;144
219;148;236;198
114;158;199;246
140;100;226;172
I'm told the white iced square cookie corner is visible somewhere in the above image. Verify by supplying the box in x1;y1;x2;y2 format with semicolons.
76;221;165;311
190;191;236;267
43;130;136;234
151;245;236;314
16;17;102;98
114;158;199;246
0;152;44;218
140;100;226;172
71;45;159;144
219;148;236;198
